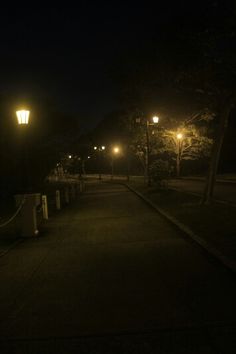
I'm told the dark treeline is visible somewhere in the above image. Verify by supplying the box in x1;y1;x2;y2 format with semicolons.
1;1;236;199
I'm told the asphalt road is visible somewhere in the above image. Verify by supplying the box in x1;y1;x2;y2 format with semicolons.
168;178;236;205
0;182;236;353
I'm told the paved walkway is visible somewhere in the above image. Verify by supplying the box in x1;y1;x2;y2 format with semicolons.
0;182;236;353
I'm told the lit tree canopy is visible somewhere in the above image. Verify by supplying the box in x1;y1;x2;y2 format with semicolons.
159;117;213;176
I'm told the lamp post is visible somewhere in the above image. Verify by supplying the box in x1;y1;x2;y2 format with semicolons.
111;146;120;179
145;116;159;186
94;145;105;180
15;109;42;237
16;109;30;191
176;133;183;178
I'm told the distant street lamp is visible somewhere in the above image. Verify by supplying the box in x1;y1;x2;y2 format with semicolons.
177;133;183;140
16;109;31;191
94;145;106;180
111;146;121;179
176;133;184;178
152;116;159;124
136;115;159;186
113;146;120;154
146;115;159;186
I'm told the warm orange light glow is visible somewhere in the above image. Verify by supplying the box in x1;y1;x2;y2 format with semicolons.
68;155;72;159
101;146;105;150
113;146;120;154
94;146;97;150
177;133;183;140
16;110;30;125
152;116;159;124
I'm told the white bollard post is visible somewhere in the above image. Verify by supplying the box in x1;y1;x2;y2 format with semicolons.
56;190;61;210
14;194;41;237
42;195;48;219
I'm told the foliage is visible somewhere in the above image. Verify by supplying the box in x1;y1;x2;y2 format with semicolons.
149;159;170;187
160;124;213;161
119;110;213;176
119;110;162;173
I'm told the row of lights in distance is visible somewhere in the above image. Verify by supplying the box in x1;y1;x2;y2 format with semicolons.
94;146;120;154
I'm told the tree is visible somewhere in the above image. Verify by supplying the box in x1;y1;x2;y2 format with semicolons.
149;159;170;187
160;119;213;177
202;95;236;203
112;1;236;198
119;110;162;180
172;15;236;202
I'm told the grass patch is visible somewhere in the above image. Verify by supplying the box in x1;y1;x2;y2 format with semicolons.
128;181;236;261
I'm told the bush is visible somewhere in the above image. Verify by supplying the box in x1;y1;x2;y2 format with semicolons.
149;159;170;187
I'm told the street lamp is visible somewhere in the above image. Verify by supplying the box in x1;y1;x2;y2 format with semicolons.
177;133;183;140
93;145;106;151
15;109;43;237
93;145;106;180
111;146;121;179
146;115;159;186
176;133;184;178
152;116;159;124
16;110;30;125
113;146;120;154
16;109;31;191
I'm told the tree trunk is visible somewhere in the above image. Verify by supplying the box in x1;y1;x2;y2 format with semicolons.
202;97;234;204
176;141;181;178
176;155;180;178
126;152;130;182
146;121;151;186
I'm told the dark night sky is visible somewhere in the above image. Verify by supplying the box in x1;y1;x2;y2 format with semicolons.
0;2;233;131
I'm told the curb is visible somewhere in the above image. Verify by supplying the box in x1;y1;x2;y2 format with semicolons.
125;183;236;274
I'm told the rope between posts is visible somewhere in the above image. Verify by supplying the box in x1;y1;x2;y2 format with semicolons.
0;197;26;228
